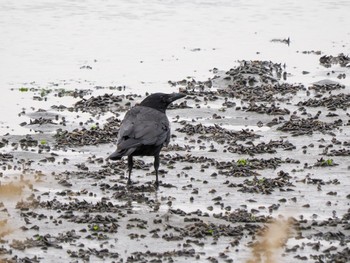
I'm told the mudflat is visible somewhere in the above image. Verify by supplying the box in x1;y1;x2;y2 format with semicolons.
1;55;350;262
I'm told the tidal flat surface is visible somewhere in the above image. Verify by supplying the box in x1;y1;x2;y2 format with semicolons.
1;0;350;262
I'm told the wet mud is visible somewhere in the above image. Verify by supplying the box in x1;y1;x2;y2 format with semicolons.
1;56;350;262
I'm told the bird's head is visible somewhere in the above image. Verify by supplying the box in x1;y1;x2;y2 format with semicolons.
140;92;186;113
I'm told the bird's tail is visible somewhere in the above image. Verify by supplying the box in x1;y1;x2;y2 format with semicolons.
107;151;123;161
107;147;136;161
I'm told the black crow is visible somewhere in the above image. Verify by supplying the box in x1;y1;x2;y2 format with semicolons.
108;92;186;187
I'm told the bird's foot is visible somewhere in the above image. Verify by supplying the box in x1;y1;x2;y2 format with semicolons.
154;180;159;189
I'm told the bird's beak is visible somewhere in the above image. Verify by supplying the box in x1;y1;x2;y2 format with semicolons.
167;93;186;103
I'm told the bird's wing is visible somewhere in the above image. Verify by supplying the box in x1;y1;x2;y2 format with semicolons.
116;106;170;151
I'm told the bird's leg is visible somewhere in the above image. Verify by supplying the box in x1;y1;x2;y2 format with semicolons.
127;156;133;185
154;155;160;188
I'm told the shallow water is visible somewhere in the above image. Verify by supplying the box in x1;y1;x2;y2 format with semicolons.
1;0;350;85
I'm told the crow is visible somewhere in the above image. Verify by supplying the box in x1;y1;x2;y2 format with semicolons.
108;92;186;187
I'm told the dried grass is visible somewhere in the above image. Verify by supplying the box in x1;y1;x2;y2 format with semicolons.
247;218;293;263
0;182;24;197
